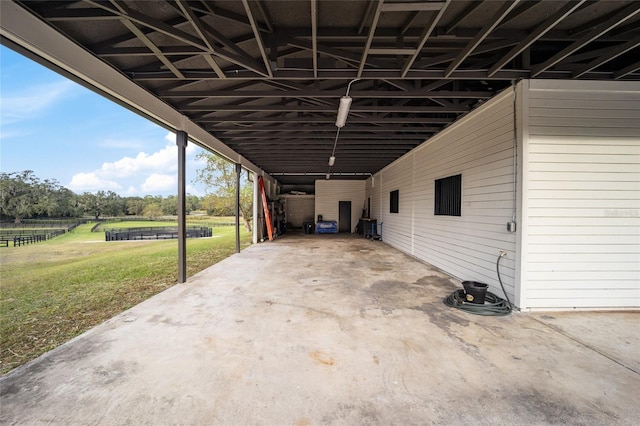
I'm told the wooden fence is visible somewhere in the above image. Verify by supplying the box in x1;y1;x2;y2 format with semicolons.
2;230;68;247
104;226;212;241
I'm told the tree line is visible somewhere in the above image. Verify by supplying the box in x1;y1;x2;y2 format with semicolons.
1;158;253;226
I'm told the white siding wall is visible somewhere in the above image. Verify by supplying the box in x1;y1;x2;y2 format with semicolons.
379;155;414;253
315;180;366;232
372;89;519;302
520;80;640;309
366;175;383;221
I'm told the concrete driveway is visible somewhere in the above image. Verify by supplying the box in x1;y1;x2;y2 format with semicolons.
1;234;638;425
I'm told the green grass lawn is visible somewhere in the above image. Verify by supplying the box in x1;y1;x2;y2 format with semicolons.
0;222;252;375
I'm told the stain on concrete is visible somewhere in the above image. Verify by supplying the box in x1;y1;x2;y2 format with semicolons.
409;301;489;360
364;280;420;308
370;266;392;272
411;303;470;328
322;402;381;424
7;335;108;383
510;388;594;424
92;360;137;386
414;274;458;290
309;350;334;366
147;314;196;327
0;334;111;412
380;307;393;316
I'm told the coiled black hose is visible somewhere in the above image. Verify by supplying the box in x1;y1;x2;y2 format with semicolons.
443;253;512;316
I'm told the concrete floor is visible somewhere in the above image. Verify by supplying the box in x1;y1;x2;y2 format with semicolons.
1;234;638;425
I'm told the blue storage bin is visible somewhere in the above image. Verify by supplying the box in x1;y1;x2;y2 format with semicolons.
316;221;338;234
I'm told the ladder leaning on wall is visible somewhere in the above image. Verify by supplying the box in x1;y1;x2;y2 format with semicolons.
258;176;274;241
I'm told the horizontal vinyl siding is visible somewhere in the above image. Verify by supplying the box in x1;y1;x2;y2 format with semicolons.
315;180;366;232
523;80;640;309
377;89;518;302
380;155;413;253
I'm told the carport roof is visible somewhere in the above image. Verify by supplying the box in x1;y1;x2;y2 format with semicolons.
2;0;640;189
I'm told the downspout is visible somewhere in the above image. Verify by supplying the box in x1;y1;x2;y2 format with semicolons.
509;81;518;232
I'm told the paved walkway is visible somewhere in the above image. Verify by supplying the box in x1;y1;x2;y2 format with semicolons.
1;234;638;425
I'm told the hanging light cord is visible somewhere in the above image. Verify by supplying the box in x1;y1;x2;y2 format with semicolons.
345;78;360;97
328;78;361;177
330;127;341;159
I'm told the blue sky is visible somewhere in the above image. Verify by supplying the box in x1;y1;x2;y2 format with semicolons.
0;45;209;197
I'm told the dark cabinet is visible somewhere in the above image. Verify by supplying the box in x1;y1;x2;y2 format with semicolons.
358;218;377;238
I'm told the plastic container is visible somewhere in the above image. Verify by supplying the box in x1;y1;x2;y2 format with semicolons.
303;222;314;234
462;281;488;304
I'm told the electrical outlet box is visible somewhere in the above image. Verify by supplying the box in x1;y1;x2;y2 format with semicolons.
507;221;517;233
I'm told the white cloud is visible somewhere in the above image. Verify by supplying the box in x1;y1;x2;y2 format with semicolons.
141;173;175;193
99;143;178;178
66;139;206;196
67;172;120;192
0;80;76;125
0;129;26;140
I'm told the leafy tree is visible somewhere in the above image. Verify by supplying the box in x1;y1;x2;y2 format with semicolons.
99;191;125;217
144;195;162;205
201;194;233;216
143;203;162;219
48;186;80;218
161;195;178;216
0;171;40;223
0;171;82;221
77;192;100;220
195;153;253;231
125;197;146;216
186;194;201;213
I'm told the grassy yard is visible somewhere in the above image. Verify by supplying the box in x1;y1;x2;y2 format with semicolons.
0;222;251;375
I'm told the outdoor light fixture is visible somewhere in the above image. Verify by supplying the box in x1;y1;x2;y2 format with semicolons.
328;78;361;178
335;96;352;128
